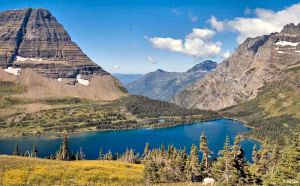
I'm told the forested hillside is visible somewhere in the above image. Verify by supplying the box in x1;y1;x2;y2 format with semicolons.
222;62;300;146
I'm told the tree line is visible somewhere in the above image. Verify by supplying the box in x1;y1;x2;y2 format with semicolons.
12;130;300;185
142;132;300;185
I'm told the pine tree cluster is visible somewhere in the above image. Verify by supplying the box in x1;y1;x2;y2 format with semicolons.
142;131;300;185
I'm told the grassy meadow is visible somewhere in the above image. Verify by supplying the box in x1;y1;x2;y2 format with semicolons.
0;155;144;185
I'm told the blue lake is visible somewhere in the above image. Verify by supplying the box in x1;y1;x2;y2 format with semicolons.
0;119;260;162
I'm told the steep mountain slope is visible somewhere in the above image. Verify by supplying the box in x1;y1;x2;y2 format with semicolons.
173;23;300;111
0;8;126;100
126;60;216;101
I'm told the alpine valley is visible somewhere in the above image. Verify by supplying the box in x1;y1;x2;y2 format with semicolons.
0;8;218;138
0;4;299;186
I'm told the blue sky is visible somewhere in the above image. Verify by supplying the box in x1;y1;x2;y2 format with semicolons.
1;0;300;73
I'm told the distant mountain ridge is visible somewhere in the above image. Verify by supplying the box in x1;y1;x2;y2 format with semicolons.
113;73;144;85
125;60;217;101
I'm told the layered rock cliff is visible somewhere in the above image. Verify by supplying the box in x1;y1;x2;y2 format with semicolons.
172;23;300;110
0;8;126;100
126;60;216;101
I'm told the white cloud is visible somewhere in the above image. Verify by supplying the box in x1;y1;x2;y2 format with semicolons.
149;37;184;52
222;50;231;58
208;16;224;32
146;56;157;64
186;28;215;40
113;65;119;71
189;13;198;22
147;28;225;59
211;3;300;43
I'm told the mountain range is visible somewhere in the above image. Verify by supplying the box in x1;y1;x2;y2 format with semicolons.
126;60;217;101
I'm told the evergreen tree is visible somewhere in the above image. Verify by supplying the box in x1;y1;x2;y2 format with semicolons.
273;131;300;184
199;132;212;170
70;152;76;160
98;148;103;160
252;144;259;164
231;135;248;184
174;149;187;181
33;144;38;158
56;133;71;160
107;150;114;160
213;136;232;184
13;144;19;156
270;145;280;176
63;133;71;160
258;140;271;177
76;152;79;160
185;144;201;182
144;142;150;158
167;145;174;159
248;144;261;184
160;144;165;156
80;147;85;160
114;152;119;160
222;136;232;184
24;151;29;157
144;156;159;183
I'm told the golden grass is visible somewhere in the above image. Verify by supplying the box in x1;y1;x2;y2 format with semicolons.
0;155;144;186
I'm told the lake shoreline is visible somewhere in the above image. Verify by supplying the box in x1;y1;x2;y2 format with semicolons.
0;117;221;139
0;117;262;145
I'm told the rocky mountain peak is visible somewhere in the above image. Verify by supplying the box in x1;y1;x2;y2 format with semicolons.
280;23;300;35
155;69;165;73
0;8;108;82
0;8;126;100
187;60;217;73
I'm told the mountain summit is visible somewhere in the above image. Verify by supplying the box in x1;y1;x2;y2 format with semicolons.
0;8;126;100
186;60;217;73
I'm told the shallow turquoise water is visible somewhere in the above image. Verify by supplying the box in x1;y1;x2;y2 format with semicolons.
0;119;260;162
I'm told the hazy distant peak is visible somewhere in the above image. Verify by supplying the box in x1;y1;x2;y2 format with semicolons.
155;69;166;73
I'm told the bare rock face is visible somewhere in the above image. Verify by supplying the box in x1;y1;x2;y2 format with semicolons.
0;8;126;100
0;8;108;80
172;23;300;110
